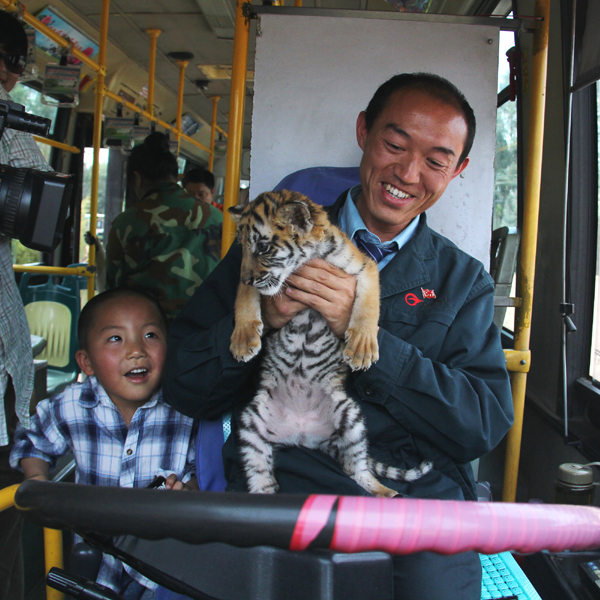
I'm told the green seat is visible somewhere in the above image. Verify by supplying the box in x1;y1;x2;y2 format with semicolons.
19;273;81;398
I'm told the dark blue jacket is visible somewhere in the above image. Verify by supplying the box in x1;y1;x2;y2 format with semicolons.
164;194;514;501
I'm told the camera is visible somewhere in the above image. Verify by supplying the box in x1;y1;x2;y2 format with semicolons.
0;100;73;253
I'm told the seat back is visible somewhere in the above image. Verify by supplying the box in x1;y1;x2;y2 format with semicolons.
61;263;90;308
273;166;361;207
19;273;80;376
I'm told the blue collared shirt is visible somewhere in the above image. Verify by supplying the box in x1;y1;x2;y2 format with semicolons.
338;185;419;270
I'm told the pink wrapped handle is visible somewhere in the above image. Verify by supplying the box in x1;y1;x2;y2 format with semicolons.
291;495;600;555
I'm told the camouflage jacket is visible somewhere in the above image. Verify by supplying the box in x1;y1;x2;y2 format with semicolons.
106;182;222;321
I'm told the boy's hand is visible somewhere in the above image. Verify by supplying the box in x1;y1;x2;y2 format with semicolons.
21;457;50;482
164;474;199;491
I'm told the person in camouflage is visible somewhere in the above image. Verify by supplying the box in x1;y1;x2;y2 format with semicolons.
106;133;222;323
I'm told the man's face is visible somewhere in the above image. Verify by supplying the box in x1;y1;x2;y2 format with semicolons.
0;52;20;93
185;181;214;204
356;88;470;241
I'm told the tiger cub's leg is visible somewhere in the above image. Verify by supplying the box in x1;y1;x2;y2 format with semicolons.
231;282;264;362
239;394;279;493
344;258;380;371
326;392;397;498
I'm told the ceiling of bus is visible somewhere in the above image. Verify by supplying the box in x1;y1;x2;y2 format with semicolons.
39;0;510;162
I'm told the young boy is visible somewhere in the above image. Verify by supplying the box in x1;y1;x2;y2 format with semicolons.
10;288;197;599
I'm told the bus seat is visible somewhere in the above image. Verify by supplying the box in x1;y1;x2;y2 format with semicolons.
61;263;90;308
490;226;520;329
19;273;81;398
273;166;361;206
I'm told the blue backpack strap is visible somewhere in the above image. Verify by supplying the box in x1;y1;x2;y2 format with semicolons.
195;414;230;492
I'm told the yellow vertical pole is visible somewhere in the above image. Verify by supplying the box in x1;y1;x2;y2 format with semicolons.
44;528;64;600
87;0;110;301
222;0;250;257
175;60;189;155
146;29;161;119
209;96;220;172
502;0;550;502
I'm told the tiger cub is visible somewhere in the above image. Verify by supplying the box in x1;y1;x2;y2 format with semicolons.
229;190;432;497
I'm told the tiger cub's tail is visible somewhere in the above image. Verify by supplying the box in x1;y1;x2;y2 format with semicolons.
369;458;433;483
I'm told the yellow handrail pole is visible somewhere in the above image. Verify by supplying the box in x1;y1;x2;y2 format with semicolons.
175;60;189;155
295;0;302;6
209;96;220;172
146;29;162;119
87;0;111;303
44;528;64;600
222;0;250;257
13;265;92;276
0;484;18;512
502;0;550;503
0;485;65;600
32;136;81;154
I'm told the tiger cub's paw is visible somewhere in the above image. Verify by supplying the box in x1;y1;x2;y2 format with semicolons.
343;327;379;371
230;320;264;362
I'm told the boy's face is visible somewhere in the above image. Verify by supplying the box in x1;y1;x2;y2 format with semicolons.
76;295;167;413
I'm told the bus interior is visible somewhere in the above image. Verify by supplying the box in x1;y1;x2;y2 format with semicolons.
1;0;600;599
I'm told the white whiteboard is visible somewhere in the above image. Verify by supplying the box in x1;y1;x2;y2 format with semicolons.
249;14;500;266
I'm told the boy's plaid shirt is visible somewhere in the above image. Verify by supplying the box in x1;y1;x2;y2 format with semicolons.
11;376;197;593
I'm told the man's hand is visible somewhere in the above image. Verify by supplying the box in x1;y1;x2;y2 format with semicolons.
164;474;199;491
262;259;357;338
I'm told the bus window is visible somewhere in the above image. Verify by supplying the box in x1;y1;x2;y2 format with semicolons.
80;147;110;262
590;83;600;384
494;29;518;332
494;30;518;230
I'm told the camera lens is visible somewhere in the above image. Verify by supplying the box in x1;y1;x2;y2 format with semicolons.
0;164;72;253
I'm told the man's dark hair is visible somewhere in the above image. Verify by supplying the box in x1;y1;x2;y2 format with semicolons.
127;132;178;183
181;167;215;190
78;287;168;351
364;72;476;166
0;10;27;55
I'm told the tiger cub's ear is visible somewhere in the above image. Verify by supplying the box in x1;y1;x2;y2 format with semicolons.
276;201;313;235
228;204;245;224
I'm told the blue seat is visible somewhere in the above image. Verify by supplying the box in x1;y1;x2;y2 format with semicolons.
19;272;81;398
273;166;360;206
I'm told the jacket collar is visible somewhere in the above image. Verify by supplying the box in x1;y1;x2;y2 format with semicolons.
327;191;438;298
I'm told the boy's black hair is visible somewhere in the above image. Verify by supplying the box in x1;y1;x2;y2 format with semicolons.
181;167;215;190
78;287;168;351
364;72;476;167
0;10;28;55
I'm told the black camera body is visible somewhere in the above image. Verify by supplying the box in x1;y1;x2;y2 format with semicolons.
0;100;73;253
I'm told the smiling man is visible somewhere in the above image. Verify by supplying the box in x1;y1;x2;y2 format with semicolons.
164;73;513;600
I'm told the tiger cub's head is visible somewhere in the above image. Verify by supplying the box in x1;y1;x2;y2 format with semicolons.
229;190;328;296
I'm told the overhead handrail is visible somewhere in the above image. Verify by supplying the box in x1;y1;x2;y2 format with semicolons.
32;136;81;154
146;28;161;119
222;0;251;257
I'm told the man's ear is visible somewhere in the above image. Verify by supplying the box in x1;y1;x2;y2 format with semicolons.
76;350;95;377
451;157;470;180
356;111;368;152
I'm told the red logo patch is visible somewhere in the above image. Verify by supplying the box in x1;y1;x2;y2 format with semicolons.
421;288;436;299
405;293;423;306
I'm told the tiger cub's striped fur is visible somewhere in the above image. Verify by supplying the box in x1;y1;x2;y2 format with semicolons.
229;190;432;496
